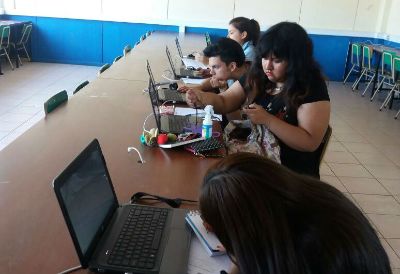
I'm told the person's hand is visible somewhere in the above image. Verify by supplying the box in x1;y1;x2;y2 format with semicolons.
198;68;211;78
242;103;271;126
178;85;190;93
210;77;226;89
186;88;202;108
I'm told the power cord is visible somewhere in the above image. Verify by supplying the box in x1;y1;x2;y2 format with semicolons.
130;192;197;208
57;265;82;274
127;146;145;163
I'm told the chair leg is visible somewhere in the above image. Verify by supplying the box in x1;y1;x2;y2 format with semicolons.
352;69;365;90
370;77;385;101
395;108;400;119
4;49;14;70
362;74;375;97
343;65;355;84
379;85;396;111
22;44;31;62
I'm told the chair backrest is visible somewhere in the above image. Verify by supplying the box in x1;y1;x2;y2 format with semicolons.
393;57;400;82
98;63;111;75
18;23;32;45
73;80;89;95
0;26;11;48
205;32;211;46
381;51;394;75
123;45;132;56
318;125;332;166
362;45;373;70
113;55;122;63
44;90;68;115
350;43;361;66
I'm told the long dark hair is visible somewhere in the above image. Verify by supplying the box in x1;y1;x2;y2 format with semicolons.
248;22;325;111
199;153;391;274
229;17;260;46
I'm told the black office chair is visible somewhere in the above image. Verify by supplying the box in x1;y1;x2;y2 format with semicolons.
44;90;68;115
10;23;32;66
73;80;89;95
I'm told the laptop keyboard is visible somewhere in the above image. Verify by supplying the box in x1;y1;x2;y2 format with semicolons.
107;207;169;269
169;116;190;132
163;89;184;102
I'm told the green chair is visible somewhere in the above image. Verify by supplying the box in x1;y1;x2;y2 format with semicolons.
44;90;68;115
343;43;361;85
381;57;400;113
205;32;211;46
352;45;375;94
73;80;89;95
113;55;122;63
370;50;395;100
123;45;132;56
10;23;32;66
0;25;14;70
98;63;111;75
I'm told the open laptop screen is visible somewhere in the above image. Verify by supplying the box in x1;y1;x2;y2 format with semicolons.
54;140;118;265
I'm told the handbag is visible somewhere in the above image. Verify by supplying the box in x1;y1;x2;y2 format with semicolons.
223;120;280;163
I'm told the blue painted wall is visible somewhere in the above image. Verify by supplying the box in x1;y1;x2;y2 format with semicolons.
1;14;399;81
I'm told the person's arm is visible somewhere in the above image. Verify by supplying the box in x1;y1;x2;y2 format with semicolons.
186;80;247;113
178;77;219;93
243;101;330;152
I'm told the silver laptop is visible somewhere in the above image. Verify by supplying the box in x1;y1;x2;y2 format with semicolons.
174;38;207;70
53;139;191;274
166;46;203;79
146;75;199;134
146;60;186;103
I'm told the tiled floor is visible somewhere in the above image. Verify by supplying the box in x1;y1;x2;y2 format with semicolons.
0;60;99;150
321;81;400;271
1;60;400;271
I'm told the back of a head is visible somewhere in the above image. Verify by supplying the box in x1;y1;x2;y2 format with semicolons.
200;153;391;274
229;17;261;45
203;37;245;67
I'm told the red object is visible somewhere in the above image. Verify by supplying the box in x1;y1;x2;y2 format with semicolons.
157;134;168;145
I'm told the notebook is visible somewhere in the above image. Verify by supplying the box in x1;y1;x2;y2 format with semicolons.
185;210;225;256
53;139;191;274
165;46;203;79
175;37;208;70
146;60;186;103
147;60;200;134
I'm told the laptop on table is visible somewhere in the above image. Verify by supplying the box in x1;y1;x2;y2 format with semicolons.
146;60;186;104
53;139;191;274
146;66;199;134
166;45;204;79
174;37;208;70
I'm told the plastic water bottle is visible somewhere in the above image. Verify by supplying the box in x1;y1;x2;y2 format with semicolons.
202;105;213;139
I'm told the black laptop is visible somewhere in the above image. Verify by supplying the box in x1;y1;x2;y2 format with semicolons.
53;139;191;274
166;46;203;79
146;71;199;134
146;60;186;103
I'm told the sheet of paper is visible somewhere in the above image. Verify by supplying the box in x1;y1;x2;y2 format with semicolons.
181;78;204;85
188;236;231;274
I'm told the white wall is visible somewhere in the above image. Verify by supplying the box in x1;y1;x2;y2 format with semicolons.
0;0;4;14
3;0;399;41
384;0;400;39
